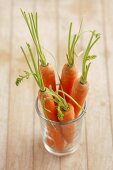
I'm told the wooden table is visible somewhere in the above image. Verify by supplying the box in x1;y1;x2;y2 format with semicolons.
0;0;113;169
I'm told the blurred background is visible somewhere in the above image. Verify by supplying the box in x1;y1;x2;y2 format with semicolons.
0;0;113;170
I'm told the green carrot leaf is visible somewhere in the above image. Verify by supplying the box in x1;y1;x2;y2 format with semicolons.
80;30;101;84
68;22;72;57
67;20;83;66
16;71;30;86
41;96;51;113
86;55;97;61
57;105;64;121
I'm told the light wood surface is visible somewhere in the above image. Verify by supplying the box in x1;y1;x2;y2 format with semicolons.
0;0;113;170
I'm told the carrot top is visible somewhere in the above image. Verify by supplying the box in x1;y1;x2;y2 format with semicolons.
48;89;69;120
48;88;83;120
16;43;45;92
80;31;101;84
20;9;47;66
67;20;83;67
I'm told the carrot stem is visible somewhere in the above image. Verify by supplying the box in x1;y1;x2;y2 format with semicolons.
20;9;47;66
49;88;69;111
58;90;85;112
67;20;83;67
26;43;38;75
80;31;101;84
68;22;72;59
20;45;45;91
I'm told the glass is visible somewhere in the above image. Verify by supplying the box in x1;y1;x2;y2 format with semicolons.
35;97;86;156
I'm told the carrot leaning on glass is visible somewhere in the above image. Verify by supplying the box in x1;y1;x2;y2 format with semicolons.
38;90;58;121
59;22;82;102
21;9;56;91
70;31;101;118
39;89;64;151
38;90;64;150
40;64;56;91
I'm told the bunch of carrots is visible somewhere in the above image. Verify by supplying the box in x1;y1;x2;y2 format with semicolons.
16;9;101;151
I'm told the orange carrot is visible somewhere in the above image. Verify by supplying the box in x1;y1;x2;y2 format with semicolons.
59;22;82;101
40;64;56;91
59;64;78;102
60;103;75;143
47;124;64;151
70;78;89;118
39;89;64;151
21;9;56;91
38;90;58;121
39;88;64;150
70;31;101;117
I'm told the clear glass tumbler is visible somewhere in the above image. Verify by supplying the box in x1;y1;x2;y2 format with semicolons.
35;97;86;156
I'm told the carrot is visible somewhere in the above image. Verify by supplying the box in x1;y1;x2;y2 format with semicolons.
39;89;64;151
38;90;57;148
70;31;101;117
38;89;58;121
16;35;64;151
70;78;89;118
40;64;56;91
20;9;56;91
49;88;82;144
59;22;82;101
47;124;64;151
59;103;75;143
59;64;78;102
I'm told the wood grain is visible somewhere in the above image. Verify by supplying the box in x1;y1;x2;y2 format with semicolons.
103;0;113;141
0;0;113;169
6;1;35;170
0;0;11;169
80;0;113;169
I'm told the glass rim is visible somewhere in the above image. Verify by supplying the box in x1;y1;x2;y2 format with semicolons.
35;97;86;125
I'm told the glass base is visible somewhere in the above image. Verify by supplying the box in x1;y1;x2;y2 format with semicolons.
44;143;80;156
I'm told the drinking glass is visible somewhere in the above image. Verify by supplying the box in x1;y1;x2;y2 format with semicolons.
35;97;86;156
